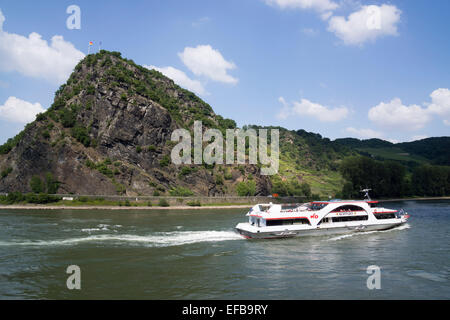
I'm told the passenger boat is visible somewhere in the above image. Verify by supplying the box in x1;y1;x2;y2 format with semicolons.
235;191;410;239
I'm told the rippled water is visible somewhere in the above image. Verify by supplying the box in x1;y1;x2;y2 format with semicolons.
0;200;448;299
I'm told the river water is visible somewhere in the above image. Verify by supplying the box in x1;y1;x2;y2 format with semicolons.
0;200;448;299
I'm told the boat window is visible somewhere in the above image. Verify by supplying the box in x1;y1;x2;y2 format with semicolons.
331;205;365;213
258;205;271;212
374;213;396;220
307;203;328;211
266;218;310;226
318;217;331;224
332;215;368;222
281;204;300;210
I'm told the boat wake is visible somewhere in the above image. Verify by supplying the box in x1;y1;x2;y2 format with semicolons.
327;223;411;242
0;230;243;248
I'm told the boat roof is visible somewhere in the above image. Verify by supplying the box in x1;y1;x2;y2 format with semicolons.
310;200;379;204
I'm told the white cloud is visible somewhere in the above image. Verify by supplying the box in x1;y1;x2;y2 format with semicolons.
410;135;429;142
277;97;348;122
427;88;450;125
368;98;432;131
345;127;384;139
178;45;238;84
265;0;339;12
345;129;429;144
145;65;207;96
0;9;4;28
0;96;45;124
0;9;85;84
387;138;400;144
276;97;291;120
369;88;450;131
320;11;333;21
327;5;401;46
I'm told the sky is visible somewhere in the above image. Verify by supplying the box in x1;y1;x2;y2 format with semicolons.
0;0;449;145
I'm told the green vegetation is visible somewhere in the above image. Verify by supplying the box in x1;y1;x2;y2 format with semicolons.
45;173;60;194
179;166;193;176
236;180;256;196
0;130;26;155
339;156;450;198
411;165;450;197
1;167;13;179
397;137;450;166
0;192;61;205
85;158;115;178
71;126;91;147
30;176;44;193
159;155;170;167
186;200;201;207
158;198;170;207
271;176;312;198
336;137;450;166
224;169;233;180
29;174;60;194
59;107;77;128
215;174;224;185
169;186;194;197
111;178;126;195
356;147;426;164
86;85;95;95
41;130;51;140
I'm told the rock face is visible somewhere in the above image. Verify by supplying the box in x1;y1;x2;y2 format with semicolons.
0;51;271;196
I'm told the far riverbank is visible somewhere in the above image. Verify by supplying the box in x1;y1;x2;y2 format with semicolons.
0;196;448;211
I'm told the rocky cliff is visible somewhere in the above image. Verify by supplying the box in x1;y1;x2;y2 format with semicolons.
0;51;271;196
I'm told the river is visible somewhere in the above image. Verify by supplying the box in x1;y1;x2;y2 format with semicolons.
0;200;448;299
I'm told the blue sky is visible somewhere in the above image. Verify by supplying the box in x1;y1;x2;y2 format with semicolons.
0;0;449;144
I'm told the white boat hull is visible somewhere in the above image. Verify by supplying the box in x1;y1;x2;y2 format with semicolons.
235;220;406;239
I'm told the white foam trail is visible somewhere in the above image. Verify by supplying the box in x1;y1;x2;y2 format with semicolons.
327;224;411;242
81;228;102;233
0;230;243;248
82;224;121;233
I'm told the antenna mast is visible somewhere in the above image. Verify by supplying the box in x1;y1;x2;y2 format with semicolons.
360;188;372;201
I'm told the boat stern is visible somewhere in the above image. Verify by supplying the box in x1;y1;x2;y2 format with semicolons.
235;223;261;239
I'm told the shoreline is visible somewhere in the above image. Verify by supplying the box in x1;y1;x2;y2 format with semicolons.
0;204;253;211
377;196;450;202
0;197;449;211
